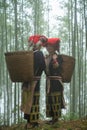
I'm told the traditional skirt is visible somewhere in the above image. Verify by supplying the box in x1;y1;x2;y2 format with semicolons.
29;92;40;122
46;76;64;120
46;92;61;120
21;80;40;123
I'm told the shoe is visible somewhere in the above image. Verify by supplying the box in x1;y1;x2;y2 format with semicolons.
49;119;58;125
46;120;54;125
25;123;34;129
52;119;58;124
33;122;39;128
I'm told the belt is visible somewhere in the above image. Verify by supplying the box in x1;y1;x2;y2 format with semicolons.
47;76;62;80
33;76;41;81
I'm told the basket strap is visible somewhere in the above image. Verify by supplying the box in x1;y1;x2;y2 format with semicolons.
47;76;62;80
33;76;41;81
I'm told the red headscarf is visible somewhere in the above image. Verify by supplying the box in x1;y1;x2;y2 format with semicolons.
28;35;48;46
47;38;60;45
46;38;61;52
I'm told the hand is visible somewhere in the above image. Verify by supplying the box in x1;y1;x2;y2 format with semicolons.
52;53;58;60
53;62;59;68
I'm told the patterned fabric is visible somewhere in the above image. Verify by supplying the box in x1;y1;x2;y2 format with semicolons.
46;92;61;119
21;50;46;121
46;54;65;120
21;81;37;114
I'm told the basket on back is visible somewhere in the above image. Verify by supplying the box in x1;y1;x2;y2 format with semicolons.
5;51;34;82
60;54;75;83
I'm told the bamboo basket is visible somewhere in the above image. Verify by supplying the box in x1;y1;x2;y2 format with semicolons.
5;51;34;82
60;54;75;83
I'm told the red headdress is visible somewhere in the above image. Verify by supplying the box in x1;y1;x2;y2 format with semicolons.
28;35;48;45
47;38;61;52
47;38;60;45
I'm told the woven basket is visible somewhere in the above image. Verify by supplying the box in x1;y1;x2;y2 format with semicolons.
60;54;75;83
5;51;34;82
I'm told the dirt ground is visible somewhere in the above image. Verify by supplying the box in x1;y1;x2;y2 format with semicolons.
0;119;87;130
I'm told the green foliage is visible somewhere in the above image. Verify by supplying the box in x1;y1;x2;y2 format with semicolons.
0;1;9;9
0;89;2;97
0;114;4;125
61;112;79;121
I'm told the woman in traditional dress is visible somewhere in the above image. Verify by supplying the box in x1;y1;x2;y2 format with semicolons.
45;38;65;124
21;35;47;129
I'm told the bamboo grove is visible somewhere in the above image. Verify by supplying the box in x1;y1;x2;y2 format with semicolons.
0;0;87;126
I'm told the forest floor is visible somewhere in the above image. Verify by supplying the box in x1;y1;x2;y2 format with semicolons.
0;119;87;130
